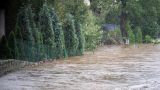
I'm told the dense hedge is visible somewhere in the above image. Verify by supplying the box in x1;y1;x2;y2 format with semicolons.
1;2;86;61
0;1;103;60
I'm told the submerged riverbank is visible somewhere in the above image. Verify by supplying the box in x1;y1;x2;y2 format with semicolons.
0;44;160;90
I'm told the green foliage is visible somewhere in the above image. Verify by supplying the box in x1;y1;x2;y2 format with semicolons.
16;4;35;42
93;0;160;40
13;2;67;61
15;24;23;40
15;4;37;60
38;3;66;59
8;31;16;58
52;0;87;55
63;14;79;56
52;0;88;24
84;11;102;51
125;0;160;38
39;3;55;48
90;0;119;24
145;35;153;43
63;0;88;23
75;21;85;55
1;1;93;60
126;21;135;44
14;25;23;60
135;27;143;44
0;36;11;59
50;8;65;58
102;28;122;45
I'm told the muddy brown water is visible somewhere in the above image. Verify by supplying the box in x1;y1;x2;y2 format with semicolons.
0;45;160;90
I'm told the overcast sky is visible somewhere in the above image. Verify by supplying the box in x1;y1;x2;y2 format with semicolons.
84;0;90;6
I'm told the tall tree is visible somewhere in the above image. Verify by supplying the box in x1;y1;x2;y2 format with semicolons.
119;0;128;43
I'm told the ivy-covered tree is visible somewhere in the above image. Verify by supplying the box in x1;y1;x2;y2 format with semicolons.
135;27;143;44
8;31;16;58
16;4;35;43
75;21;85;55
39;3;55;46
15;4;37;60
126;21;135;44
39;3;55;59
49;8;65;58
14;25;23;59
63;14;79;56
0;36;11;59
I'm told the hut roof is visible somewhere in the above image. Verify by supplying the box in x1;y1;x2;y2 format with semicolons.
102;24;119;31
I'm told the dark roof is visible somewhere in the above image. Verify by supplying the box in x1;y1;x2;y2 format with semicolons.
102;24;119;31
0;0;8;9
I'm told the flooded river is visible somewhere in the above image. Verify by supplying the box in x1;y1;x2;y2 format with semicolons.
0;45;160;90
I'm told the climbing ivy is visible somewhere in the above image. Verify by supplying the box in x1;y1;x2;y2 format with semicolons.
75;21;85;55
49;8;65;58
63;14;79;56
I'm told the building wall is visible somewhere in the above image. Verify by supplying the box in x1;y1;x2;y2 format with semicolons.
0;10;5;40
1;0;41;37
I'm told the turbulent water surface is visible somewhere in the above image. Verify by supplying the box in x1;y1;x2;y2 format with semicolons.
0;45;160;90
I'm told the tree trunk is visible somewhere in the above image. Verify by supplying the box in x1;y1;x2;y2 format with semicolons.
120;0;128;44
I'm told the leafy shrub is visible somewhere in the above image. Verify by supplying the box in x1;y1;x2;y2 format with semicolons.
102;28;122;45
126;21;135;44
84;11;102;51
135;27;143;43
145;35;153;43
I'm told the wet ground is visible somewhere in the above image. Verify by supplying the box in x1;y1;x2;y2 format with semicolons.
0;44;160;90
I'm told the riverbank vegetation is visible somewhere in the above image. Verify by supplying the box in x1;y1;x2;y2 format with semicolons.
0;0;160;60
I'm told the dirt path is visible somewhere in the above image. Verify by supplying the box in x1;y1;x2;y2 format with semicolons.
0;45;160;90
